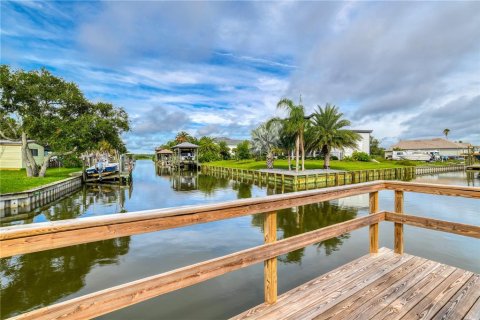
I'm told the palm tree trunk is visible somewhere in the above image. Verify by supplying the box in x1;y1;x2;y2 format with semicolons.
300;131;305;171
324;151;331;169
287;151;291;171
266;152;274;169
295;136;300;173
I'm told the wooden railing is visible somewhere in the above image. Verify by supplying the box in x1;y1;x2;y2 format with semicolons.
1;181;479;320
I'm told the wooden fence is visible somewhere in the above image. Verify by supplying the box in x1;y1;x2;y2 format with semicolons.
1;181;479;319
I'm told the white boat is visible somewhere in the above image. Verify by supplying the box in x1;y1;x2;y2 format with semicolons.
392;151;432;161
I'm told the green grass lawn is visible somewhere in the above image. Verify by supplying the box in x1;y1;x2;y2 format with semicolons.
0;167;81;194
206;159;460;171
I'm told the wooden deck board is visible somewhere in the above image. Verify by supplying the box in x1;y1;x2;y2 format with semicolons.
231;248;480;320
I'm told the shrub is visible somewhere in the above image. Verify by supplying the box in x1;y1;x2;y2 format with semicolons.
352;151;371;162
331;155;339;160
236;140;251;160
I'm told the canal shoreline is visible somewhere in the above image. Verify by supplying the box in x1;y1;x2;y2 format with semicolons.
0;174;83;213
201;164;465;191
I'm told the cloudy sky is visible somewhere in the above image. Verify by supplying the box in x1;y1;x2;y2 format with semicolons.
2;1;479;152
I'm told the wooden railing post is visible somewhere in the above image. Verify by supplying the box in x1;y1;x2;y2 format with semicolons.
394;190;404;254
369;191;379;253
264;211;277;304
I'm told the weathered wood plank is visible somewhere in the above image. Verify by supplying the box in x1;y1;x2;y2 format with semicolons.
432;274;480;320
232;248;391;320
282;254;415;320
316;255;428;320
464;297;480;320
370;263;457;319
9;213;384;320
311;259;441;320
242;251;402;320
402;270;474;320
385;212;480;238
264;211;277;304
0;182;385;258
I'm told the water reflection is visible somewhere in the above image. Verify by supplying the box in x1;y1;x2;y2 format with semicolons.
251;202;358;263
0;237;130;318
0;184;132;226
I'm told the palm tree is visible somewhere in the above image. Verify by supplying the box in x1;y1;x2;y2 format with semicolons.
308;104;361;169
175;131;191;143
278;126;296;171
443;128;450;139
251;122;281;169
276;98;308;172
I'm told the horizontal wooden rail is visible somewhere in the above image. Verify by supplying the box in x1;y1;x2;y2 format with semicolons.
9;212;386;320
384;181;480;199
385;212;480;238
0;182;384;258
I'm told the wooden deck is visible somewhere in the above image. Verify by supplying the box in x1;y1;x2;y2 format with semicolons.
233;248;480;320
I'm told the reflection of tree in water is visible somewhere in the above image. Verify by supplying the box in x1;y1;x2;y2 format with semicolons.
0;237;130;319
252;201;358;264
196;174;230;195
232;181;252;199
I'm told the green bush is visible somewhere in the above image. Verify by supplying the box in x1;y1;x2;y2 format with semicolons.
236;141;251;160
352;151;371;162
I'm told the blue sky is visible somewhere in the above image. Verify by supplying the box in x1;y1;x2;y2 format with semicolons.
1;1;479;153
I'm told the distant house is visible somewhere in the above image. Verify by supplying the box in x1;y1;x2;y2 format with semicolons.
330;130;372;159
385;138;471;158
214;137;244;153
0;140;45;169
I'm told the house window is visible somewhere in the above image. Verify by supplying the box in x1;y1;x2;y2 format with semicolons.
31;149;38;156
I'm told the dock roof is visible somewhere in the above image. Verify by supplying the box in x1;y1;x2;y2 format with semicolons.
172;142;199;149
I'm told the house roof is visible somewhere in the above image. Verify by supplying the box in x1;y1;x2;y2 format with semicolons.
214;137;244;145
157;149;173;154
172;142;199;149
0;139;37;146
390;138;471;150
351;130;373;133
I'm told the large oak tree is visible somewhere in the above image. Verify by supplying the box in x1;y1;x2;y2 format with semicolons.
0;65;129;177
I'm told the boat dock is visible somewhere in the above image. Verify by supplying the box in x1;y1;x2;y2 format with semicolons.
1;180;478;319
233;248;479;320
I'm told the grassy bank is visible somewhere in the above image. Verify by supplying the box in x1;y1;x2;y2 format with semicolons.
205;159;459;171
0;168;81;194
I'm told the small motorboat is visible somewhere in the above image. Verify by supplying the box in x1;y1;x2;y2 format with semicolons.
86;160;119;179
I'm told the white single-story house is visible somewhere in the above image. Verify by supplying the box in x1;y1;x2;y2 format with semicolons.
330;130;372;159
385;138;471;158
0;140;45;169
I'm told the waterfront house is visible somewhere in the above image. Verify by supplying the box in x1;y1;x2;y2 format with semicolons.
314;129;372;159
0;140;45;169
385;138;471;159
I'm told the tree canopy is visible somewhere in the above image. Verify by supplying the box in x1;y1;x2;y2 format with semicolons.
0;65;129;176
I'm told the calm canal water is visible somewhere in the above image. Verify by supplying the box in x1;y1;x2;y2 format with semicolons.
1;160;479;319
